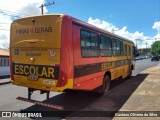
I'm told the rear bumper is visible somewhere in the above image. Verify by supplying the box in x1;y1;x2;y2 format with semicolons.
11;79;73;92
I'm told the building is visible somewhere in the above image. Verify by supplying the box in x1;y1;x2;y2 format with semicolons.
137;48;150;56
0;48;10;77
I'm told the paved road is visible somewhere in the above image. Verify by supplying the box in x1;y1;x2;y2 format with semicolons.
0;59;159;120
132;58;159;76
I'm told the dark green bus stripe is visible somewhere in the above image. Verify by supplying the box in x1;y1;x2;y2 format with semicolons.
74;59;131;78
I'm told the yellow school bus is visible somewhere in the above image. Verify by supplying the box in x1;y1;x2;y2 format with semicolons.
10;14;136;109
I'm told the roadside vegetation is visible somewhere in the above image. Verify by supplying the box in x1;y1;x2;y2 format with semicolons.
150;41;160;56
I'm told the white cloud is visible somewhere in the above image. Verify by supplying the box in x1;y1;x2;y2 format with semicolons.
0;0;47;49
152;21;160;29
0;14;12;49
152;21;160;40
88;17;116;32
88;17;158;49
114;26;132;39
0;0;47;16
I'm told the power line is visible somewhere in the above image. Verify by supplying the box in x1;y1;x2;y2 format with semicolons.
0;5;28;15
0;11;22;18
0;8;31;18
0;22;11;24
0;29;9;31
0;8;30;16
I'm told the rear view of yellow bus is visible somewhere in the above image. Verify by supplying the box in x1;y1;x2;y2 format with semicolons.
10;15;65;110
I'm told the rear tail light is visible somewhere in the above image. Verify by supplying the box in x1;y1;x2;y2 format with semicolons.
56;71;67;87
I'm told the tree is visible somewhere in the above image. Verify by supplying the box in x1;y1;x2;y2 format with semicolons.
150;41;160;56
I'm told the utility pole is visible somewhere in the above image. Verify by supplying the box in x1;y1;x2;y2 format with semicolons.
135;39;138;49
145;42;148;55
40;1;54;15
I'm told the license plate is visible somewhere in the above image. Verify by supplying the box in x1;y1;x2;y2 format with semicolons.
28;75;38;80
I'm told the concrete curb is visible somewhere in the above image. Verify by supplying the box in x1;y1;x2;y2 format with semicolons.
0;79;11;85
0;81;11;85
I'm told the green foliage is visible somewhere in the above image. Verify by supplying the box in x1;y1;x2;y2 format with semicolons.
150;41;160;56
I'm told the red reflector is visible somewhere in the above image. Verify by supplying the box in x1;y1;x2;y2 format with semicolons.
61;80;65;85
56;76;67;87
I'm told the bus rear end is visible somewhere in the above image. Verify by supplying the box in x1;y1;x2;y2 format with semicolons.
10;15;72;93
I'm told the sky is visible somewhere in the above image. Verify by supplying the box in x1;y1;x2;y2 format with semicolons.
0;0;160;50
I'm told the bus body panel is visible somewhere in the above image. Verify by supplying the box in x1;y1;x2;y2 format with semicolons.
71;20;134;91
72;24;104;90
10;14;135;93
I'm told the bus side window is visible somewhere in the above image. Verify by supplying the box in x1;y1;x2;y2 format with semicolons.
112;39;117;56
80;30;99;57
81;30;90;48
116;40;121;56
100;35;112;56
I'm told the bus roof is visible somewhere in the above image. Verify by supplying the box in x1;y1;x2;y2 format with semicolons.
13;14;134;44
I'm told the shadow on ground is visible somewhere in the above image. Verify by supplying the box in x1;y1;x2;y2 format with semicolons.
20;74;148;119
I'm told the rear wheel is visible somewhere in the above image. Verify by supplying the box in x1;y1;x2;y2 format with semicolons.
97;75;110;95
127;69;132;79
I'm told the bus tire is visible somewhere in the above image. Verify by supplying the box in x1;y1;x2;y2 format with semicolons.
127;70;132;79
98;75;110;95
